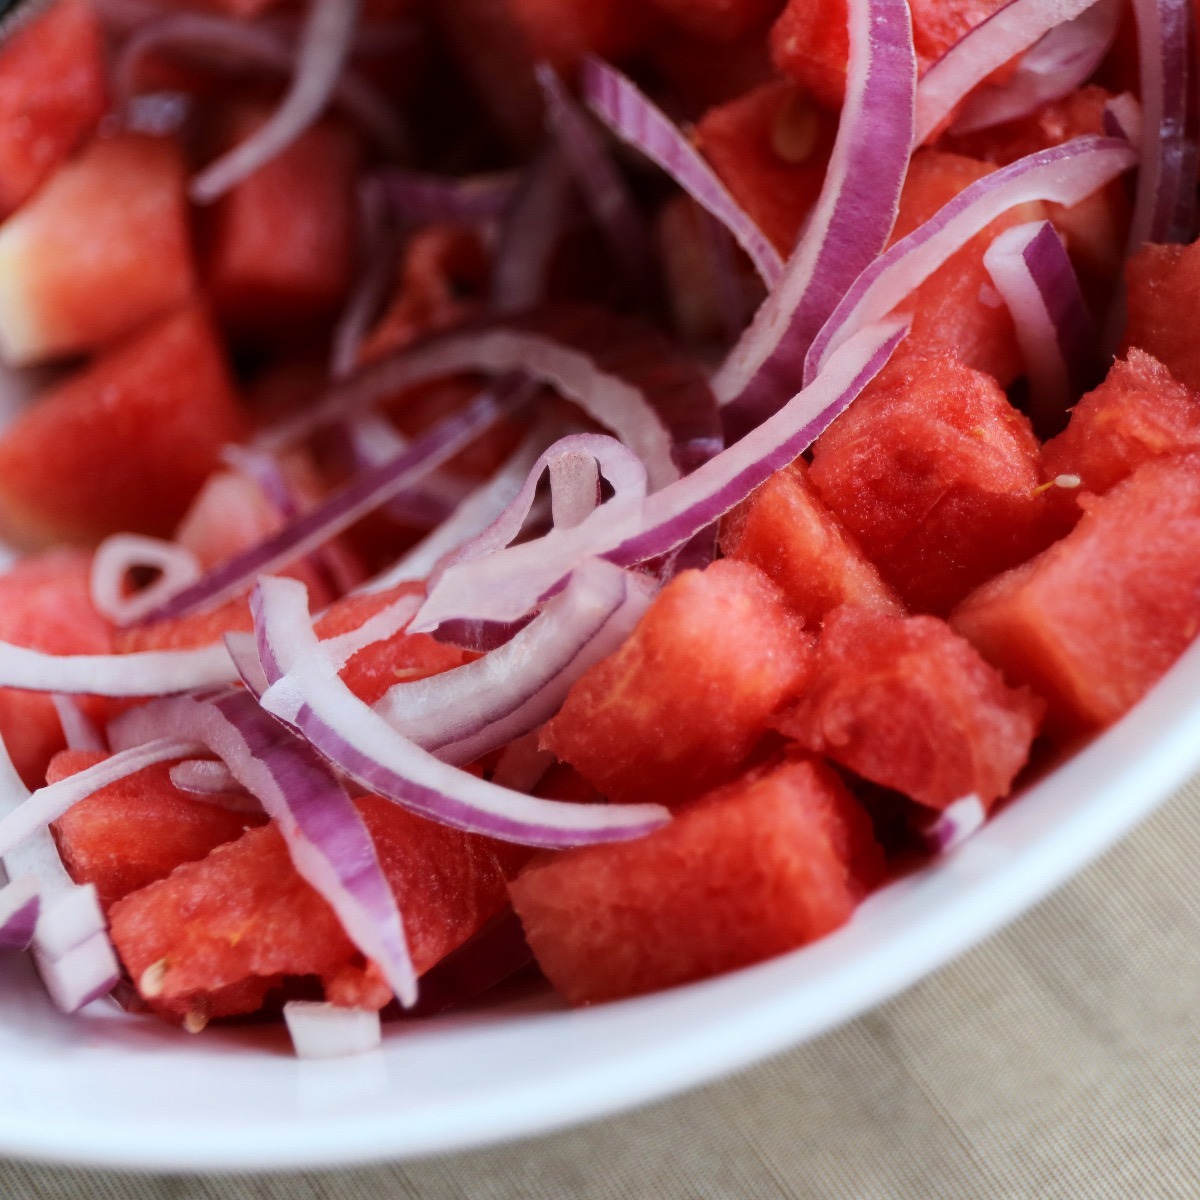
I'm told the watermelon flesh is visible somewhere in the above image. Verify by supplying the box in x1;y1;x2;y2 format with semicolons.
541;559;812;807
0;0;107;221
47;750;264;911
0;305;246;547
645;0;783;43
0;133;195;365
1042;350;1200;495
108;795;517;1022
1123;240;1200;394
719;462;902;626
951;452;1200;740
509;756;884;1006
773;606;1043;810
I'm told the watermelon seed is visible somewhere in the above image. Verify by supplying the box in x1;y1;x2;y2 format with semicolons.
139;958;168;999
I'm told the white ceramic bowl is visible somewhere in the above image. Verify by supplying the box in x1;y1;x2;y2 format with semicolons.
1;633;1198;1172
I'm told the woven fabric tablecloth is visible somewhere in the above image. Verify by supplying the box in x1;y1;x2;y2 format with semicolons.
5;774;1200;1199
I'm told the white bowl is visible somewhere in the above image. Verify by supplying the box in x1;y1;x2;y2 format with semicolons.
2;634;1199;1172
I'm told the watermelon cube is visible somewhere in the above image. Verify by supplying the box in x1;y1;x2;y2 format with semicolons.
950;452;1200;739
809;349;1069;615
541;560;812;807
694;81;837;254
773;606;1042;810
0;550;112;787
1042;350;1200;495
0;0;107;220
645;0;783;43
108;795;516;1021
0;133;195;365
203;110;360;342
1123;240;1200;394
114;600;254;656
47;749;264;910
719;462;903;625
509;755;884;1005
0;305;246;547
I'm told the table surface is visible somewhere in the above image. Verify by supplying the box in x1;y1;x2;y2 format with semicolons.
6;772;1199;1200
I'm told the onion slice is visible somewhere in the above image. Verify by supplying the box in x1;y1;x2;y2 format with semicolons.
252;575;671;847
0;875;39;951
713;0;916;434
805;135;1137;382
378;168;519;225
284;1000;382;1058
90;534;203;627
581;57;783;286
51;695;105;752
0;640;236;696
919;794;987;854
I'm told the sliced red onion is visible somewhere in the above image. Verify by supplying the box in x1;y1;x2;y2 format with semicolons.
1127;0;1197;246
123;90;192;136
377;169;520;225
580;57;783;287
0;640;236;696
805;136;1138;382
490;732;554;793
190;0;365;203
284;1000;382;1058
714;0;916;434
252;575;671;847
34;932;121;1013
919;794;987;854
109;690;417;1006
373;560;655;765
90;534;203;627
492;146;576;315
0;875;39;951
536;64;654;292
113;13;404;156
141;386;515;624
950;0;1122;135
1103;92;1143;144
169;759;263;814
406;319;908;630
51;695;105;752
983;220;1095;430
548;448;601;529
695;207;755;345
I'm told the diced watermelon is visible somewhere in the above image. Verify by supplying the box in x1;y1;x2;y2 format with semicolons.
1123;240;1200;394
0;550;112;788
0;306;246;547
719;462;903;626
809;349;1070;615
773;606;1042;810
541;560;812;807
0;133;195;365
509;755;884;1005
46;749;264;910
0;1;107;220
203;110;360;342
1042;350;1200;494
108;795;516;1021
891;150;1047;386
950;452;1200;739
645;0;783;43
115;600;254;656
770;0;1010;110
693;80;838;254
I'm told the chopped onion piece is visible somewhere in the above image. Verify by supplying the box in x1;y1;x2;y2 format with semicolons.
983;220;1095;431
33;932;120;1013
253;575;671;847
806;136;1137;382
190;0;364;203
284;1000;381;1059
714;0;916;433
378;168;520;224
51;694;105;752
90;534;203;627
169;760;263;814
919;795;987;854
581;57;783;286
0;875;38;951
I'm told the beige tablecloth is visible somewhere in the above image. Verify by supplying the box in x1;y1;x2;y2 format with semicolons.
5;774;1200;1199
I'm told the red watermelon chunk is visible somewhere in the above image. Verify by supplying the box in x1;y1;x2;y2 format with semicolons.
203;110;360;342
541;560;812;807
115;600;254;656
108;795;516;1021
0;305;246;547
950;452;1200;740
509;755;884;1006
0;550;112;787
0;133;195;365
773;606;1043;810
809;349;1069;615
646;0;783;43
47;750;264;911
693;81;838;254
1042;350;1200;495
1123;240;1200;394
720;462;903;626
0;1;107;220
770;0;1010;111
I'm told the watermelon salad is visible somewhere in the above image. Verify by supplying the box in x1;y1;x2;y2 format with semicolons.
0;0;1194;1059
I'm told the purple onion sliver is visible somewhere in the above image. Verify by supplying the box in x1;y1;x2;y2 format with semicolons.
379;168;520;225
919;795;987;855
0;875;39;951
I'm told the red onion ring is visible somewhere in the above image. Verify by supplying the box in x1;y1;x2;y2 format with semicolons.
90;534;203;627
